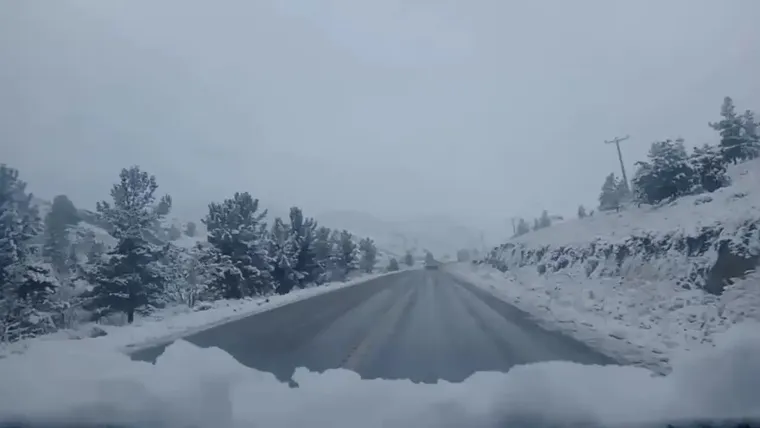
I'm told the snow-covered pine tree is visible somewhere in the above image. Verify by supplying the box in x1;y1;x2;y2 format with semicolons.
599;173;622;211
203;192;273;298
270;217;298;295
632;139;696;205
328;229;357;281
741;109;760;160
358;237;378;273
691;144;729;193
288;207;319;287
43;194;80;278
312;226;333;283
0;165;59;341
403;251;414;267
85;166;172;324
339;230;358;275
709;96;747;164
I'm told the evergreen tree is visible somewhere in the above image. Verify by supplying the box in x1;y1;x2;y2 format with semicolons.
741;109;760;160
167;224;182;241
270;217;298;295
185;221;197;237
43;195;80;277
599;173;623;211
709;96;747;163
691;144;729;193
312;226;333;283
577;205;587;219
0;165;59;341
515;218;530;236
331;230;357;280
288;207;318;287
532;218;540;231
538;210;551;229
403;251;414;267
85;166;172;323
203;192;273;298
358;237;378;273
632;139;696;205
387;258;400;272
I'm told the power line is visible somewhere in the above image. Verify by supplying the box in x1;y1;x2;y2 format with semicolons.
604;135;631;190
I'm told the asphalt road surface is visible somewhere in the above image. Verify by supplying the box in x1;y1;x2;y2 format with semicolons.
131;269;616;383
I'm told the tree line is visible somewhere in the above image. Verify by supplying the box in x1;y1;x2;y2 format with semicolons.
591;96;758;212
0;165;401;341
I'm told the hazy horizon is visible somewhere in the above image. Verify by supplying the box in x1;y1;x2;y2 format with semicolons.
3;0;759;233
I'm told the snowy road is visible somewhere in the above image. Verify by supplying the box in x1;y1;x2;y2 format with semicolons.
131;269;615;383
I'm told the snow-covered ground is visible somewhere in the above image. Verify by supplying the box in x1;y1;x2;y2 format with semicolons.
511;159;760;249
449;263;760;373
0;271;406;359
456;158;760;373
2;321;759;427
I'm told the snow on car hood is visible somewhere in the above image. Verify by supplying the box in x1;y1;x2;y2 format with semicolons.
1;322;759;428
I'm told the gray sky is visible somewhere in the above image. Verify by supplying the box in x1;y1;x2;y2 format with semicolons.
2;0;759;231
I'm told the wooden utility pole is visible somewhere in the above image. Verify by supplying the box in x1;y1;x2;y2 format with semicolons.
605;135;630;190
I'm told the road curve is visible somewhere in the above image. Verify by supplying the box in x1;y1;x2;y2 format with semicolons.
131;269;616;383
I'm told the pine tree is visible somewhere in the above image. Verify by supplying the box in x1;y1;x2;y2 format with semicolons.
538;210;551;229
710;96;747;163
691;144;729;193
741;110;760;160
185;221;197;237
330;230;357;280
515;218;530;236
632;139;696;205
270;217;298;295
312;226;333;283
599;173;622;211
577;205;587;219
387;258;399;272
0;165;59;341
288;207;319;287
85;166;172;323
358;237;378;273
43;195;80;277
403;251;414;267
203;192;273;298
532;218;540;231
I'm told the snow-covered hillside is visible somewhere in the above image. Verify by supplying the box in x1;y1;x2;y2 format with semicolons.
458;157;760;372
317;210;486;259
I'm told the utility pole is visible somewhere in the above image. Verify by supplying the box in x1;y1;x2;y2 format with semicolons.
605;135;630;190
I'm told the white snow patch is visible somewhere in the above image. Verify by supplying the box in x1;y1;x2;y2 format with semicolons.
1;271;407;358
449;263;760;373
1;322;759;427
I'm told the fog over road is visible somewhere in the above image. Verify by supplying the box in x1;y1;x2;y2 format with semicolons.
132;269;615;383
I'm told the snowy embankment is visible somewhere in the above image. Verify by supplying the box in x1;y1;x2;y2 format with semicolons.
0;271;405;358
453;158;760;372
2;322;759;427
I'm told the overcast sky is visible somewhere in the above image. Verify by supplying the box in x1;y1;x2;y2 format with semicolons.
2;0;759;231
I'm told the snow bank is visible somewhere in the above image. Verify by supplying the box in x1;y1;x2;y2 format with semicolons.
1;271;404;358
1;322;758;428
467;158;760;370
